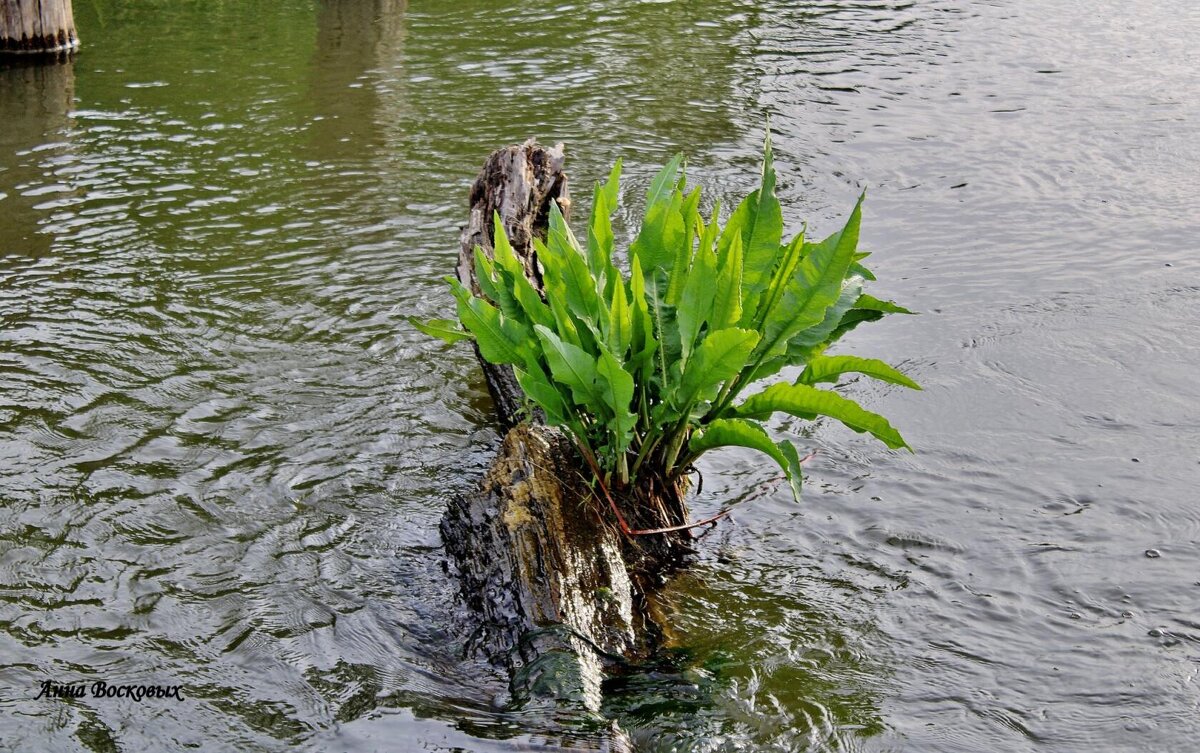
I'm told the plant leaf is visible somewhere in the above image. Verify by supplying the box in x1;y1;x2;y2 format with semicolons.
544;202;602;323
601;158;622;211
752;230;805;330
676;327;760;409
606;273;633;358
630;190;686;276
799;355;921;390
720;132;783;319
749;277;866;379
676;236;717;365
587;181;616;285
472;246;503;306
823;306;884;347
448;278;531;365
629;255;660;380
410;317;472;345
855;293;915;315
488;221;557;331
710;230;743;330
515;363;569;425
668;186;704;306
491;212;527;279
734;382;911;450
786;277;864;355
644;153;684;210
642;266;679;390
752;194;864;364
534;324;604;409
595;346;637;449
688;418;803;502
473;245;523;321
776;439;807;502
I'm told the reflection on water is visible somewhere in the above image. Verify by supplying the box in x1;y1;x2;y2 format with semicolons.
2;0;1199;750
0;59;76;257
308;0;406;157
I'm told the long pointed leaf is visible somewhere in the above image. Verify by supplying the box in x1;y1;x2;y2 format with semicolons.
544;202;602;323
676;238;716;365
515;363;569;425
595;346;637;449
855;293;915;315
449;278;531;365
606;274;633;358
799;355;921;390
601;158;622;211
752;230;804;330
630;191;686;275
587;181;615;284
644;153;684;210
410;317;472;345
752;194;864;364
734;382;911;450
667;186;704;306
534;324;603;409
629;255;659;380
710;231;743;330
688;418;803;502
643;266;678;390
720;133;783;319
675;327;760;409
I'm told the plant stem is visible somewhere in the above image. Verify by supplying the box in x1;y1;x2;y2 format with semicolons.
661;410;694;474
562;402;601;481
708;375;741;421
630;427;662;478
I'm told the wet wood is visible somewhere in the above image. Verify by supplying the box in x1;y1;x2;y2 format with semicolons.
442;424;645;709
443;141;627;700
0;0;78;55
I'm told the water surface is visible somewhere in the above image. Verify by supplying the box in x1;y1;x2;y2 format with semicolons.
1;0;1198;750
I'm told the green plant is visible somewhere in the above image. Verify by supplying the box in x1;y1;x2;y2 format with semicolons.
415;135;918;508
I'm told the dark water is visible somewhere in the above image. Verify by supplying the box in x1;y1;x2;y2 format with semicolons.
2;0;1198;750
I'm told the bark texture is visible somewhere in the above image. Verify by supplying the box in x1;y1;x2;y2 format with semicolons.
441;144;688;746
442;424;644;712
442;142;638;710
0;0;78;55
455;138;570;429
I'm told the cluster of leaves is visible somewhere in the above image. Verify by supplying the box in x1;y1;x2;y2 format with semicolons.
416;136;918;501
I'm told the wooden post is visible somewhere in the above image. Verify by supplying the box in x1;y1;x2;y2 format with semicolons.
0;0;78;55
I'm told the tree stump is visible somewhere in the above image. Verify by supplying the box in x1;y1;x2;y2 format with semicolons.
440;141;688;731
0;0;78;56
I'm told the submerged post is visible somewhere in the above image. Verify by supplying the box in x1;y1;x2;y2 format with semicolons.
0;0;78;56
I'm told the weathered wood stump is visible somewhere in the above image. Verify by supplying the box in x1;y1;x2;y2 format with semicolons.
0;0;78;56
454;139;571;431
440;141;692;731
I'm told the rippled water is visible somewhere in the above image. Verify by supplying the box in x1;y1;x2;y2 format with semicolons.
2;1;1198;750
